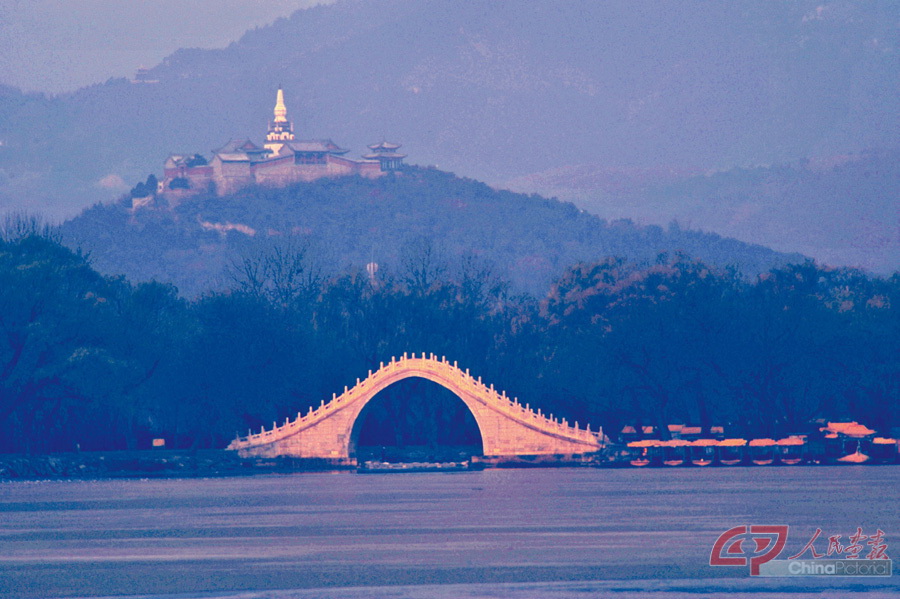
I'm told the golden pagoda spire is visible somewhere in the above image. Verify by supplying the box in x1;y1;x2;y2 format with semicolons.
273;86;288;123
266;86;295;154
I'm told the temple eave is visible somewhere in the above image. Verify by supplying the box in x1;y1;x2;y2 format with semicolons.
363;153;407;160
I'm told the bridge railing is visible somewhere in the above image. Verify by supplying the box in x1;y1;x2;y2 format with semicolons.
229;352;602;449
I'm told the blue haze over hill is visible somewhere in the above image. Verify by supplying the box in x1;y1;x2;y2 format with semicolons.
0;0;897;271
508;149;900;273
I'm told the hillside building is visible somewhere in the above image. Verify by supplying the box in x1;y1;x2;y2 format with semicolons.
159;88;404;200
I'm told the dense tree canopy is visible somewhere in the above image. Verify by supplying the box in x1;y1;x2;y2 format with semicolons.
0;230;897;453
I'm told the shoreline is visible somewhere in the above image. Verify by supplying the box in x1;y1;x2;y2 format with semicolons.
0;450;355;481
2;449;897;481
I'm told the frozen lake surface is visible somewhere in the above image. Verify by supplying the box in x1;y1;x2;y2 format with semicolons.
0;466;898;598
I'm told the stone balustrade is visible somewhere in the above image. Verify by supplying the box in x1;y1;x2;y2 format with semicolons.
228;353;602;460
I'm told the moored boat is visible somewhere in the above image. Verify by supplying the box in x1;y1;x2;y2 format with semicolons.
870;438;899;464
626;440;662;467
749;438;776;465
661;439;690;466
690;439;718;466
718;439;747;466
776;437;806;465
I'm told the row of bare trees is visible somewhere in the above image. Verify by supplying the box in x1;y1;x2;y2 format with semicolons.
1;228;897;453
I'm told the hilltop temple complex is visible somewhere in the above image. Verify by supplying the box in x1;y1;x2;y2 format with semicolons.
158;88;405;201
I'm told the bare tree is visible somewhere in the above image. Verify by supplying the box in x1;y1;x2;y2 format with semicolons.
227;238;323;305
400;236;447;294
0;212;59;243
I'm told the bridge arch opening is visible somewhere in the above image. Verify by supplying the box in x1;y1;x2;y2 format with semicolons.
349;377;484;463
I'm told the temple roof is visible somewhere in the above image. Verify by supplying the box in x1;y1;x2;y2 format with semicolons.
368;140;402;150
165;154;191;167
286;140;348;154
165;153;210;167
213;138;264;154
215;153;252;162
362;151;406;160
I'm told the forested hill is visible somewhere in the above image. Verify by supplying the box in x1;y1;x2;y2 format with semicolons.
61;167;803;296
2;0;897;223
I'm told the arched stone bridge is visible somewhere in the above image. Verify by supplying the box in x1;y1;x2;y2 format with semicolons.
228;353;603;462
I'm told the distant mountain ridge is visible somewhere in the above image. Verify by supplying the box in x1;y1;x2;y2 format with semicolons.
1;0;896;223
60;167;805;297
507;149;900;274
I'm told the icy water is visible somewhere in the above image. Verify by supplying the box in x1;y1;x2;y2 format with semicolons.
0;467;898;599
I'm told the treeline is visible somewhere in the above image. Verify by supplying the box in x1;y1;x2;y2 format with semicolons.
1;228;897;454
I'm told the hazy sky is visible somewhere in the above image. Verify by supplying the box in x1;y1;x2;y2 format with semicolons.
0;0;333;94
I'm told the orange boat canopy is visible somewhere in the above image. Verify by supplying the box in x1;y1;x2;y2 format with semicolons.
692;439;719;446
776;437;805;446
627;440;659;448
749;438;776;447
662;439;691;447
719;439;747;447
